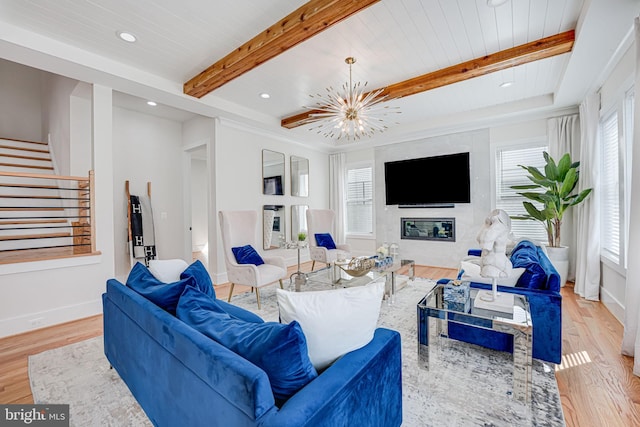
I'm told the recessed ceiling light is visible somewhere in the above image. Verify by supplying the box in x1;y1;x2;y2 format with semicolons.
259;93;271;99
147;101;157;106
117;31;137;43
499;81;514;88
487;0;509;7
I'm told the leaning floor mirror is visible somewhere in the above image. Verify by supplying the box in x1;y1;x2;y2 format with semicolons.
263;205;286;250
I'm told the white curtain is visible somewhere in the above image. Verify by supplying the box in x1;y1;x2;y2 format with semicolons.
548;114;580;281
575;94;601;300
621;16;640;375
329;153;346;244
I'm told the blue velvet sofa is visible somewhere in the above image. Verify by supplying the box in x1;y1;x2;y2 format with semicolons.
438;240;562;364
103;278;402;427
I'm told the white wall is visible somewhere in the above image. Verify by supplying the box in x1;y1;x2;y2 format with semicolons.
41;74;78;176
213;120;329;282
374;129;491;268
0;59;43;142
0;84;115;338
0;257;106;337
112;107;187;279
69;88;92;176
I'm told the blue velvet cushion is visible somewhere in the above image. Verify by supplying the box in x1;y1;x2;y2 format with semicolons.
180;260;215;300
216;299;265;323
232;244;264;266
126;262;215;314
179;260;263;322
510;241;547;290
315;233;337;250
176;286;317;403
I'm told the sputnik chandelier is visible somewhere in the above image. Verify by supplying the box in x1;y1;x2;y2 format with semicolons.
305;57;400;141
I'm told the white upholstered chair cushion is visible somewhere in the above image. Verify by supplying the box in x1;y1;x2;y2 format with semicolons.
218;210;287;302
306;209;351;267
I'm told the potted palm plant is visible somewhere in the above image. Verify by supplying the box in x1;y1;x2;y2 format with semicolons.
511;151;592;285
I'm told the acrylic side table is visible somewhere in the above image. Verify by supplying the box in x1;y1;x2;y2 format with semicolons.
417;283;533;404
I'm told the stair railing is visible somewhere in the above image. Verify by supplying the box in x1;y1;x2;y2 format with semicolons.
0;170;96;264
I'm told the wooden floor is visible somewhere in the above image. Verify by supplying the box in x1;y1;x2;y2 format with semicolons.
1;262;639;426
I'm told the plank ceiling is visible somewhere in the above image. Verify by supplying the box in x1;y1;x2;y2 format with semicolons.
0;0;636;145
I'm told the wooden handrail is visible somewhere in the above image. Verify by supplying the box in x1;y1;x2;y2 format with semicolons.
0;137;48;145
0;171;89;181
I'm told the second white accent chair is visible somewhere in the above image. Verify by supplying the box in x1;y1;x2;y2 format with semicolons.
218;210;286;309
306;209;351;271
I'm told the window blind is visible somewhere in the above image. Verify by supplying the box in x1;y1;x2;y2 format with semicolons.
601;112;620;263
495;145;549;244
346;166;373;234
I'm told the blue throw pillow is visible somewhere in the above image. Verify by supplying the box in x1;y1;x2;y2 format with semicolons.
232;244;264;266
510;244;547;290
177;286;317;403
216;299;265;324
180;260;216;300
126;262;198;314
315;233;337;250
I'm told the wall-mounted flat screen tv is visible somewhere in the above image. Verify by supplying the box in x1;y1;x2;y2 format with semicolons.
384;152;471;205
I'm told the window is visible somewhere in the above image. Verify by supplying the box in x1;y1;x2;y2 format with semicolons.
345;166;373;234
600;89;634;268
495;144;549;243
600;112;621;263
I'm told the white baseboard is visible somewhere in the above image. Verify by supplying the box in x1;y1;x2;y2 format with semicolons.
213;272;228;285
0;298;102;338
600;285;624;324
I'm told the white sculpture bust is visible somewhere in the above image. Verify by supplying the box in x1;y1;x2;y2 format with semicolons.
476;209;513;279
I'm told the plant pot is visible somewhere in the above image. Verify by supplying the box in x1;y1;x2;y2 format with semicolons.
543;245;569;287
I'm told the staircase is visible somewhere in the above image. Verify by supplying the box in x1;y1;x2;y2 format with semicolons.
0;137;95;264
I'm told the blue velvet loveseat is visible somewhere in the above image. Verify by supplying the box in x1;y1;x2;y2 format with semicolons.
438;240;562;364
103;276;402;427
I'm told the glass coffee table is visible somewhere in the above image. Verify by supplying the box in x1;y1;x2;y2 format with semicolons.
294;259;415;301
417;282;533;404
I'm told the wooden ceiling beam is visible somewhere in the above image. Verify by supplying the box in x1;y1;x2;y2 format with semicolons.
281;29;575;129
184;0;380;99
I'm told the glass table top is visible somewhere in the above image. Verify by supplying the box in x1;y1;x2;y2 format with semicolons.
292;259;415;292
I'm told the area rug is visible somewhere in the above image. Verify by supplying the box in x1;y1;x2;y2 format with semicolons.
29;277;565;426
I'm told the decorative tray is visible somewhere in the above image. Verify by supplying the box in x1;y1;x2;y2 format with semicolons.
337;257;376;277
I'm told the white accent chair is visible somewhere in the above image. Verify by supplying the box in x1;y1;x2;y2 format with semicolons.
306;209;351;270
218;210;286;309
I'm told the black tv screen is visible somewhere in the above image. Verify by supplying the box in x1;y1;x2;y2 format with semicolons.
263;176;283;195
384;152;471;205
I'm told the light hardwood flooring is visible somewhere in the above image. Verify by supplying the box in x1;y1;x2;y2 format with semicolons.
1;262;639;426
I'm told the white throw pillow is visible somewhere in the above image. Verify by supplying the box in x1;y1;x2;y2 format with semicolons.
276;281;384;371
461;266;526;287
148;259;189;283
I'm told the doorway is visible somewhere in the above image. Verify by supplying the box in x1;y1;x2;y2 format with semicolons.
188;146;208;268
